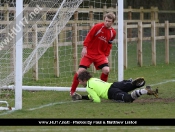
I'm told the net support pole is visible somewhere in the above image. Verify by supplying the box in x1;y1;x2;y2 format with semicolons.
15;0;23;110
117;0;124;81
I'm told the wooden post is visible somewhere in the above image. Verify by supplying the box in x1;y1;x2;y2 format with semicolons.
154;7;158;21
128;6;132;20
151;6;155;21
32;24;38;80
42;4;47;24
151;21;156;66
140;7;144;43
89;6;96;73
140;7;144;21
53;26;60;77
108;50;112;71
5;4;14;73
137;21;143;67
155;7;159;36
128;6;132;39
103;5;107;17
58;9;65;43
72;11;78;73
89;6;94;32
124;22;128;69
24;4;28;45
165;21;169;64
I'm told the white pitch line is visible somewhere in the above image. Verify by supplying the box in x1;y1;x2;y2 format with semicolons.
0;109;15;116
28;100;81;111
149;79;175;87
0;100;80;116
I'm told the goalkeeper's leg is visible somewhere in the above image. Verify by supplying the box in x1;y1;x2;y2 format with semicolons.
112;92;134;103
131;86;158;99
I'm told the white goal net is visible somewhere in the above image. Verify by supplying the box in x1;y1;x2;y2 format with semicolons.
0;0;118;110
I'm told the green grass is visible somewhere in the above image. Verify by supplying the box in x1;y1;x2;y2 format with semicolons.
1;63;175;118
1;40;175;131
0;66;175;131
0;126;174;132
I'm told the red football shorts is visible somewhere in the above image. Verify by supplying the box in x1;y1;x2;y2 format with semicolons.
79;55;108;70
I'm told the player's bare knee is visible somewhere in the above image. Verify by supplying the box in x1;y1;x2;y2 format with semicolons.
103;71;109;75
102;67;110;74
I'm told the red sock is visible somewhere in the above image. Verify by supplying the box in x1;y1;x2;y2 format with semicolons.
70;73;79;95
100;73;108;82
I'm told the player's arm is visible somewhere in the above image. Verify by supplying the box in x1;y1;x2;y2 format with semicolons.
81;24;99;57
105;30;117;56
81;46;87;58
87;88;101;103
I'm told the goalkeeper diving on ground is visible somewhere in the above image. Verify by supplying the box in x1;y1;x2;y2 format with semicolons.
72;70;158;103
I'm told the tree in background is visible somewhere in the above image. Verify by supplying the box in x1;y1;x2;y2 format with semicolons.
125;0;175;22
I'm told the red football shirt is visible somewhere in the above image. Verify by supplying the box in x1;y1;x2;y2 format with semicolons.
83;23;116;58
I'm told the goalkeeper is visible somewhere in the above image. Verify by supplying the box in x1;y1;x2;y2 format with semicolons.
72;70;158;103
70;12;117;96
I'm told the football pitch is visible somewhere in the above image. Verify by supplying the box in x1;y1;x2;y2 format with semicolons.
0;126;175;132
0;63;175;131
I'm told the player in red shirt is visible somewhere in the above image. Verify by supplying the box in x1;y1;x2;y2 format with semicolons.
70;12;117;96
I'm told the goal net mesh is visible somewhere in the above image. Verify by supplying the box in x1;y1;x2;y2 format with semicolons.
0;0;118;110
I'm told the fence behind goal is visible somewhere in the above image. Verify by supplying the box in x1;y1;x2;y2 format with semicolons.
0;0;85;110
0;0;175;110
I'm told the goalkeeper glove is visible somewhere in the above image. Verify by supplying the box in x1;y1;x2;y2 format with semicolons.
72;92;82;101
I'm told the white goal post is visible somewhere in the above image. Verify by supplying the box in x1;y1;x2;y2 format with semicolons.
0;0;123;110
118;0;124;81
15;0;23;110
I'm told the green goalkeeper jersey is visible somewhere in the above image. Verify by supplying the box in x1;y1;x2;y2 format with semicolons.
86;78;112;103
